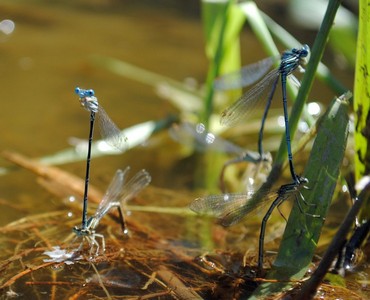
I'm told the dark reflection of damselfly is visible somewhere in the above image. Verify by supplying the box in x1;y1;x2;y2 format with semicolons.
73;167;151;255
75;87;128;231
340;175;370;270
169;122;272;191
190;179;309;270
343;219;370;270
216;45;310;185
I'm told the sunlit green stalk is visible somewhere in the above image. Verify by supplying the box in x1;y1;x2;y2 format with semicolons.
354;0;370;182
201;0;232;127
354;0;370;221
199;0;245;190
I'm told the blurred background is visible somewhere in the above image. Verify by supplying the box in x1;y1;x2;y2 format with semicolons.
0;0;357;224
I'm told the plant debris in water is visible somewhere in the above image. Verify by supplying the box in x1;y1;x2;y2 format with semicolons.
43;246;82;265
0;175;366;299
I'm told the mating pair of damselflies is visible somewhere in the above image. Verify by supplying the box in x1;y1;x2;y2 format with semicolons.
74;88;150;255
191;45;314;270
217;44;310;186
75;87;128;232
44;167;151;263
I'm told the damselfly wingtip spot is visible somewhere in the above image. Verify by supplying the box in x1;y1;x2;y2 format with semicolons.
219;214;235;227
220;113;226;125
220;110;232;126
189;198;202;212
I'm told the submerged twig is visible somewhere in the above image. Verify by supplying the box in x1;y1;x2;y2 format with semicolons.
2;151;103;204
89;260;112;300
157;265;203;300
0;261;54;290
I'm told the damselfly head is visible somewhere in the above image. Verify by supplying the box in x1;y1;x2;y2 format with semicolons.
299;45;310;65
301;44;310;57
75;87;95;98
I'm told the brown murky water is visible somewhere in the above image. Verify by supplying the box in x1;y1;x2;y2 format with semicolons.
0;1;208;220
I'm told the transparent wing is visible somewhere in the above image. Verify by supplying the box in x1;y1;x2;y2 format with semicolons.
220;69;280;127
288;74;301;88
219;191;280;226
169;122;244;155
190;187;297;227
94;167;130;220
214;57;275;90
97;105;128;151
190;193;252;218
119;169;151;205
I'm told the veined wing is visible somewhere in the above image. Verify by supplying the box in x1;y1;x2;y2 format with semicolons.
190;193;251;216
97;105;128;151
219;183;304;226
214;57;275;90
190;186;298;227
220;69;280;127
94;167;130;220
119;169;151;205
